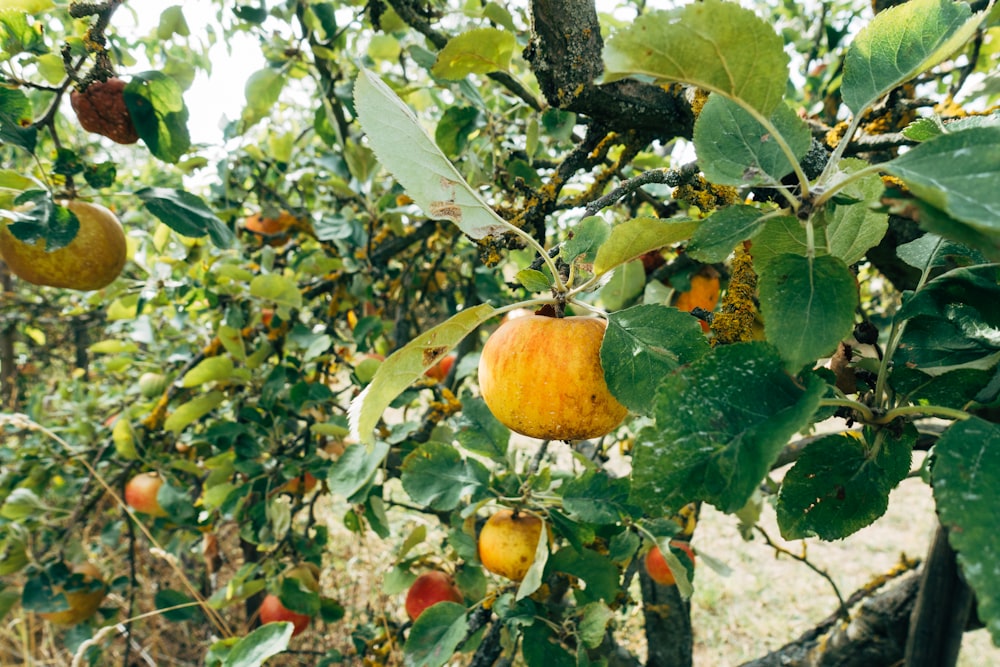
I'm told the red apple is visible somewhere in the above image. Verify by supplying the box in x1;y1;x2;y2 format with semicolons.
124;472;167;517
405;570;463;621
259;593;311;636
424;353;456;382
644;541;696;586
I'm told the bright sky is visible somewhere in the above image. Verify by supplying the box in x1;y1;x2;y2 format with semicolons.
125;1;264;145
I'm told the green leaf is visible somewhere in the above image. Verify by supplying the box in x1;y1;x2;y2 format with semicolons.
746;215;811;275
155;589;201;622
599;259;645;311
454;396;509;461
933;417;1000;645
0;86;37;153
522;623;575;667
896;234;985;272
593;217;697;276
885;194;1000;262
630;342;825;514
562;216;611;266
601;304;711;415
1;190;78;251
181;356;236;388
603;0;789;116
561;470;639;524
883;127;1000;234
326;441;391;499
221;622;293;667
354;69;518;241
515;268;552;292
777;429;913;540
842;0;979;115
759;254;859;372
903;117;947;142
431;27;516;80
349;303;496;445
400;442;489;511
402;602;468;667
434;105;479;157
546;546;620;604
822;159;889;265
0;11;46;56
516;518;551;601
124;71;191;163
164;391;226;434
249;274;303;311
578;601;616;649
893;265;1000;375
890;367;996;410
1;488;48;520
694;97;810;186
136;187;234;248
687;205;767;263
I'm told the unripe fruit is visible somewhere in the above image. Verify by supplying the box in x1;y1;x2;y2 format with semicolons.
478;315;627;440
0;200;126;290
425;353;456;382
259;593;311;636
478;509;546;581
138;372;168;399
405;570;463;621
644;541;696;586
124;472;167;517
38;562;107;625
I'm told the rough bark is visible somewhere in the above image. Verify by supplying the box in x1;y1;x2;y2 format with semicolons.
903;525;973;667
526;0;694;137
741;572;920;667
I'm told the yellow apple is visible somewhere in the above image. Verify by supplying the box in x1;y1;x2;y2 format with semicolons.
38;562;107;625
0;200;126;290
477;315;627;440
478;509;546;581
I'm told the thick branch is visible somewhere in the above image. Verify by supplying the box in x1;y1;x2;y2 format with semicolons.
526;0;694;137
640;568;693;667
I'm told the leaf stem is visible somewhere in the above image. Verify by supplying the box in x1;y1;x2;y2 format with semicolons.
507;225;568;294
820;397;877;422
817;113;865;186
746;106;811;200
812;162;886;209
877;404;970;424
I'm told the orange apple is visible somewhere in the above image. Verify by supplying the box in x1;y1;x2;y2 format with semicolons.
279;472;318;495
644;541;696;586
424;353;455;382
38;562;107;625
478;509;546;581
259;593;311;636
405;570;463;621
0;200;126;290
478;315;627;440
244;210;297;247
124;472;167;517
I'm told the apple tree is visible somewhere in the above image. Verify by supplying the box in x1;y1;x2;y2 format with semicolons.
1;0;999;665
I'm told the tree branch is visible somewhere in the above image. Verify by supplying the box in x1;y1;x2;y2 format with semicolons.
525;0;694;137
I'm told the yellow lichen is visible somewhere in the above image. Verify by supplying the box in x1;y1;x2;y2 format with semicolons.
711;243;758;345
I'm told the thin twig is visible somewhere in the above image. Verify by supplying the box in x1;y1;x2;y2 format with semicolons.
754;524;848;620
584;163;700;216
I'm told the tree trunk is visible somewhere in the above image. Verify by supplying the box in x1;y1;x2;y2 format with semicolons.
903;524;972;667
641;568;693;667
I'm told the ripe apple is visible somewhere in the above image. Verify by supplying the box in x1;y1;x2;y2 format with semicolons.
124;472;167;518
244;210;298;246
478;509;546;581
259;593;311;636
38;562;107;625
405;570;463;621
0;200;126;290
644;541;696;586
478;315;628;440
424;353;456;382
279;472;318;495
